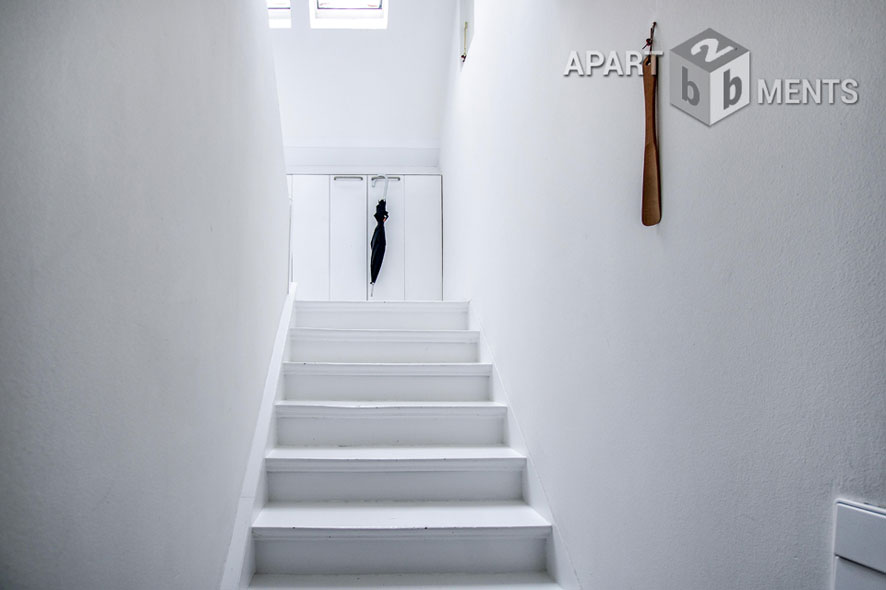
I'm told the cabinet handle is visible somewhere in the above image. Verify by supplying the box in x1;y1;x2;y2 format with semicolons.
371;176;401;185
333;175;364;181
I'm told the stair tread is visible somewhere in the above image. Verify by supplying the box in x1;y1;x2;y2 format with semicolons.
296;301;470;307
291;327;480;339
277;400;504;409
285;362;490;367
252;501;550;532
284;361;492;375
267;446;523;460
274;400;505;420
249;572;560;589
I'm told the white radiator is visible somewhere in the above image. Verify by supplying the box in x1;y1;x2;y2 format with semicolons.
834;500;886;590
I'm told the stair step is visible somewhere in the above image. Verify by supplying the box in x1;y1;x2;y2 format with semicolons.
289;328;480;363
275;400;506;416
249;572;561;589
246;300;557;583
294;301;470;330
265;446;525;502
274;401;506;447
266;445;524;465
283;362;492;402
252;501;551;575
252;500;549;531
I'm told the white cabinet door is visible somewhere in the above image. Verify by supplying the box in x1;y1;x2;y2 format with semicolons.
291;175;330;300
292;173;442;302
330;175;367;301
367;176;405;301
405;175;442;300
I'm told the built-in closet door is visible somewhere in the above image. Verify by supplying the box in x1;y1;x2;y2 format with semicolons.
405;175;443;300
367;175;405;300
329;175;367;300
290;173;443;302
291;175;330;300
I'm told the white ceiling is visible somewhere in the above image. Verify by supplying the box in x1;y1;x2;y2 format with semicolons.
271;0;455;154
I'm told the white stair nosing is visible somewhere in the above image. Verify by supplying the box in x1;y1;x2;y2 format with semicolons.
274;400;506;419
267;446;522;459
265;447;526;473
277;400;503;407
283;362;492;377
252;526;551;541
290;327;480;343
265;458;525;473
252;502;550;532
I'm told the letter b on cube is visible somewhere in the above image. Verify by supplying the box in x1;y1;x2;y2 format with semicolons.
669;28;750;125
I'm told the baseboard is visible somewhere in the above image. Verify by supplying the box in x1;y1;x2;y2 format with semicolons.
219;283;297;590
468;304;582;590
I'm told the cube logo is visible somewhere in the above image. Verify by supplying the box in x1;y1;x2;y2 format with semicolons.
670;28;750;125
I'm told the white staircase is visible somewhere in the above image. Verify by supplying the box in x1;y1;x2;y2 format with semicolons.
248;301;560;589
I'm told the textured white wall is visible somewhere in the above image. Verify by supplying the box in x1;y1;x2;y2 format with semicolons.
440;1;886;588
0;1;289;588
271;0;454;164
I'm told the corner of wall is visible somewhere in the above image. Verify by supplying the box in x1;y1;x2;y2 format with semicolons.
467;303;582;590
219;285;297;590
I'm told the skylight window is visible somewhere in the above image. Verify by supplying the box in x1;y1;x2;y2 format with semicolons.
318;1;382;8
267;0;291;29
310;0;388;29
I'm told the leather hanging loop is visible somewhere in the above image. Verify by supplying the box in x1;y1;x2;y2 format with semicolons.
643;22;657;65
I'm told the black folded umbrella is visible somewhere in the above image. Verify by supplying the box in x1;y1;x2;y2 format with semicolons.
369;198;388;297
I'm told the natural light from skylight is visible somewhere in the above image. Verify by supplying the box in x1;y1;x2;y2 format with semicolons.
310;0;388;29
267;0;291;29
318;1;382;8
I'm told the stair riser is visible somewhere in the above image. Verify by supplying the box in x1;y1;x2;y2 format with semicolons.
295;310;468;331
249;573;561;589
253;536;548;575
289;340;479;363
276;415;504;446
284;373;490;401
267;469;524;502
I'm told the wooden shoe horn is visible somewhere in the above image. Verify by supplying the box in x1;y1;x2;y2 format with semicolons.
642;22;662;226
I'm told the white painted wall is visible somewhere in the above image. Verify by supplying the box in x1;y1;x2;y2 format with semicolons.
0;2;289;588
440;2;886;589
271;0;454;169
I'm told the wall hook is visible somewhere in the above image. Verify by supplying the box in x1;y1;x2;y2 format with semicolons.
643;21;657;65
